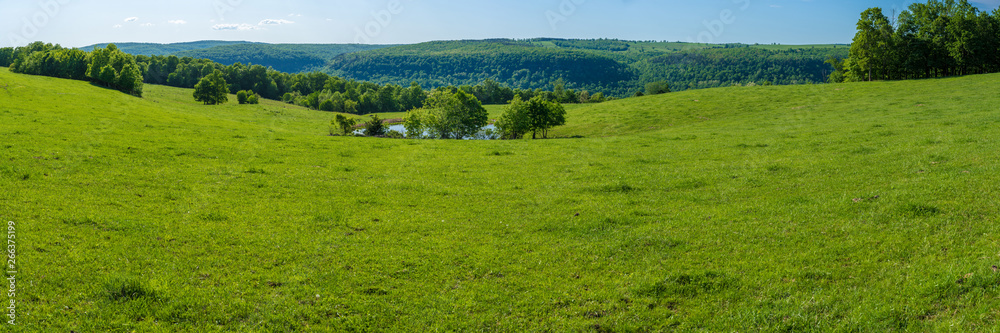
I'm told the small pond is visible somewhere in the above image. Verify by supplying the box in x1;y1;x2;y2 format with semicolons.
355;124;499;140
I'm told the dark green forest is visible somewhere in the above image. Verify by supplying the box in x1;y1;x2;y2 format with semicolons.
52;38;854;98
82;41;253;56
173;44;392;73
323;39;848;96
323;40;636;95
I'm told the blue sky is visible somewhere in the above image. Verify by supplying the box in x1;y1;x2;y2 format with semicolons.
2;0;998;47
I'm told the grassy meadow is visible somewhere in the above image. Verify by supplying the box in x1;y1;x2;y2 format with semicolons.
2;68;1000;331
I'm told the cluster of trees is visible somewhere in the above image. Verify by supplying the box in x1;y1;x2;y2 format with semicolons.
236;90;260;104
403;90;489;139
193;70;230;105
495;95;567;139
0;42;143;96
834;0;1000;82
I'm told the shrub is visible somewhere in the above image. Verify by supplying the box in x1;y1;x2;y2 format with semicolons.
332;114;358;136
364;114;386;137
386;130;405;139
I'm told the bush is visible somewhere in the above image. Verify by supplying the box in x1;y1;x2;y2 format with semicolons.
386;130;405;139
247;94;259;104
332;114;358;136
645;81;671;95
364;114;386;137
237;90;249;104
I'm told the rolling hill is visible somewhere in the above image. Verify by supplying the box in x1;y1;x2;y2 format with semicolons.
323;38;848;96
173;43;393;73
3;67;998;331
86;39;848;96
82;41;256;56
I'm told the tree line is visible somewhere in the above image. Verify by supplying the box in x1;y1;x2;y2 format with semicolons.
1;42;143;96
1;42;609;113
832;0;1000;82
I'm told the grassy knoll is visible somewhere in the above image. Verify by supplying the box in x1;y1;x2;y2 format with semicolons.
2;68;1000;332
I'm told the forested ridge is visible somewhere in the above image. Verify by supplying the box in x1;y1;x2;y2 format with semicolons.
82;41;253;56
324;40;636;96
323;39;848;96
61;38;852;98
173;44;392;73
637;46;848;90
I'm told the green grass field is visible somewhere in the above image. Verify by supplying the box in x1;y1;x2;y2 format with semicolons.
2;68;999;332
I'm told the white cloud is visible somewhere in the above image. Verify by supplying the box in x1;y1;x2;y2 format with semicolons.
113;24;122;29
168;20;187;25
141;23;155;27
259;19;295;25
124;17;138;23
212;23;259;31
213;19;294;32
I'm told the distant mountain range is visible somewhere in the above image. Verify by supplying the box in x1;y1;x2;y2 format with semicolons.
83;39;849;96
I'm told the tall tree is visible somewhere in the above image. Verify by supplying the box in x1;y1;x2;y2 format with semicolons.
117;62;144;97
848;8;895;81
194;70;230;105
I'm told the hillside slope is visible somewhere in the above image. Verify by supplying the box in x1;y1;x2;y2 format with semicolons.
2;69;999;332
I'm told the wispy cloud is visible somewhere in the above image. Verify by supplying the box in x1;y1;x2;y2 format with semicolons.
124;17;138;23
113;24;122;29
168;20;187;25
141;23;155;27
213;19;295;31
212;23;260;31
259;19;295;25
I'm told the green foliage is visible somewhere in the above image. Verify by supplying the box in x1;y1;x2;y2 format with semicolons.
419;89;489;139
8;42;142;96
333;114;358;136
235;90;259;105
645;81;671;95
83;41;251;56
363;114;386;136
236;90;249;104
173;43;391;73
193;70;229;105
324;39;847;96
117;62;144;96
325;39;634;95
496;95;531;139
637;47;847;90
385;130;405;139
403;108;431;139
526;96;566;139
844;0;1000;81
